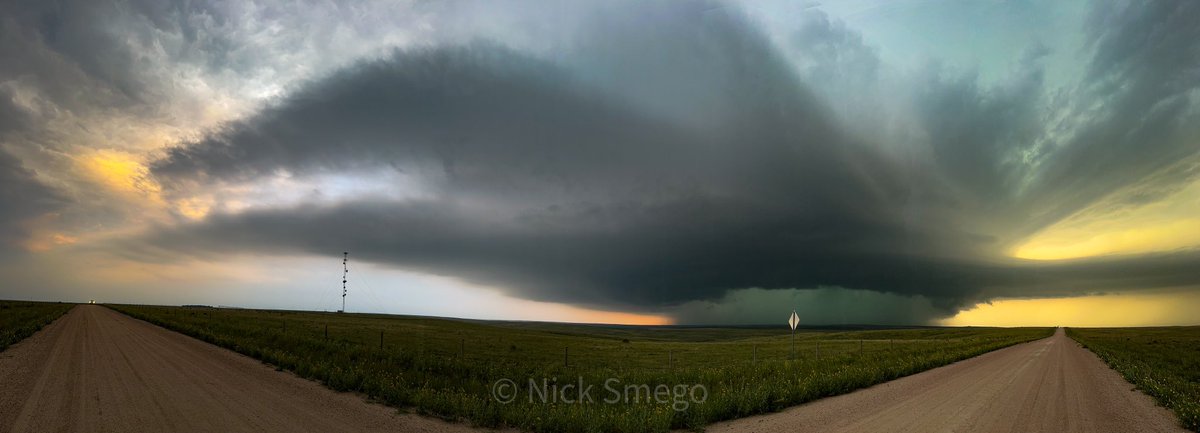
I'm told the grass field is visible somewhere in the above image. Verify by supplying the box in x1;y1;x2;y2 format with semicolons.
0;300;75;352
110;304;1051;432
1067;327;1200;432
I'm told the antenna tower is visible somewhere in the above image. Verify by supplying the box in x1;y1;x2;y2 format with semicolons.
341;251;348;313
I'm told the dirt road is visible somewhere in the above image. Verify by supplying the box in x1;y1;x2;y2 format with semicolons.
0;305;492;433
709;327;1187;433
1;308;1185;433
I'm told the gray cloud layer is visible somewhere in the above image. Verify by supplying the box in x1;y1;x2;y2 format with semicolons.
4;0;1199;322
0;146;65;255
147;7;949;309
132;1;1200;320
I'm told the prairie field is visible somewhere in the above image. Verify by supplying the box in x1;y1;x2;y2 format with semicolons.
0;300;74;352
1068;327;1200;432
110;304;1051;432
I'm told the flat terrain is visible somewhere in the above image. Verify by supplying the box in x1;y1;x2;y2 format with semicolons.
110;304;1051;432
1069;327;1200;431
0;301;72;351
0;305;490;433
708;328;1188;433
0;305;1183;432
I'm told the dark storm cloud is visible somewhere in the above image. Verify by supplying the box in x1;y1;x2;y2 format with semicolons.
144;4;966;312
1016;0;1200;234
134;0;1200;320
154;43;704;193
787;10;882;120
670;287;947;326
0;0;176;116
914;52;1047;201
0;95;30;137
0;0;417;142
0;146;66;254
0;50;69;255
123;196;973;311
0;0;311;107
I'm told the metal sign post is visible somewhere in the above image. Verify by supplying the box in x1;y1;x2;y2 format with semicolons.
788;310;799;360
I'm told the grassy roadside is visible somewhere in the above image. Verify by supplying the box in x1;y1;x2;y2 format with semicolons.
1067;327;1200;432
110;304;1051;433
0;300;75;352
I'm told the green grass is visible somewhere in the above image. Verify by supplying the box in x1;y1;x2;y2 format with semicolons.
0;300;75;352
109;304;1051;432
1067;327;1200;432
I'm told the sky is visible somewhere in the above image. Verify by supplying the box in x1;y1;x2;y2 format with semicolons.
1;0;1199;327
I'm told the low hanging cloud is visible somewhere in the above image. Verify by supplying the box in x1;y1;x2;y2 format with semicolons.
115;0;1200;322
0;147;67;255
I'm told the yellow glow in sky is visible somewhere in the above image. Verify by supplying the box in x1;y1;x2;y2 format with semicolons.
941;291;1200;327
175;196;213;220
82;150;161;197
1013;172;1200;260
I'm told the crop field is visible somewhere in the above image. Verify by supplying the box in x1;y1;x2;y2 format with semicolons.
1067;327;1200;432
0;300;74;352
110;305;1052;432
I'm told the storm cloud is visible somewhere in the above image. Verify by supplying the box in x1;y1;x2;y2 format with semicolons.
2;0;1199;323
0;146;66;255
128;0;1200;319
144;6;953;311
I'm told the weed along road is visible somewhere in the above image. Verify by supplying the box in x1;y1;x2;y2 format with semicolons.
708;328;1188;433
0;305;492;433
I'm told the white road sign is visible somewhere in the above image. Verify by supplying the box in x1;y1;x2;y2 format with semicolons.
788;310;799;331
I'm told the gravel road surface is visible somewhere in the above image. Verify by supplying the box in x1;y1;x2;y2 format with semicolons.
0;305;496;433
2;307;1184;433
708;327;1187;433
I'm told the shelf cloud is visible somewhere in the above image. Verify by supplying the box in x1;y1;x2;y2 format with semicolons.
2;0;1199;323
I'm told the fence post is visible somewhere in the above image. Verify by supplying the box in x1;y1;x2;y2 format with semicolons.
380;330;384;351
564;347;569;367
753;344;757;363
669;350;673;370
461;338;465;359
324;324;328;341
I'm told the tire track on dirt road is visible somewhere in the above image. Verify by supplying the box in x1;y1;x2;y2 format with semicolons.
707;328;1187;433
0;305;504;433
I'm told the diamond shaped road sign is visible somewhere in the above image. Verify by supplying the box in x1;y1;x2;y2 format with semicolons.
788;310;799;331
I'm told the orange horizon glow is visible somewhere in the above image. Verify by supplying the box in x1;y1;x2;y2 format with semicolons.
475;299;674;325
